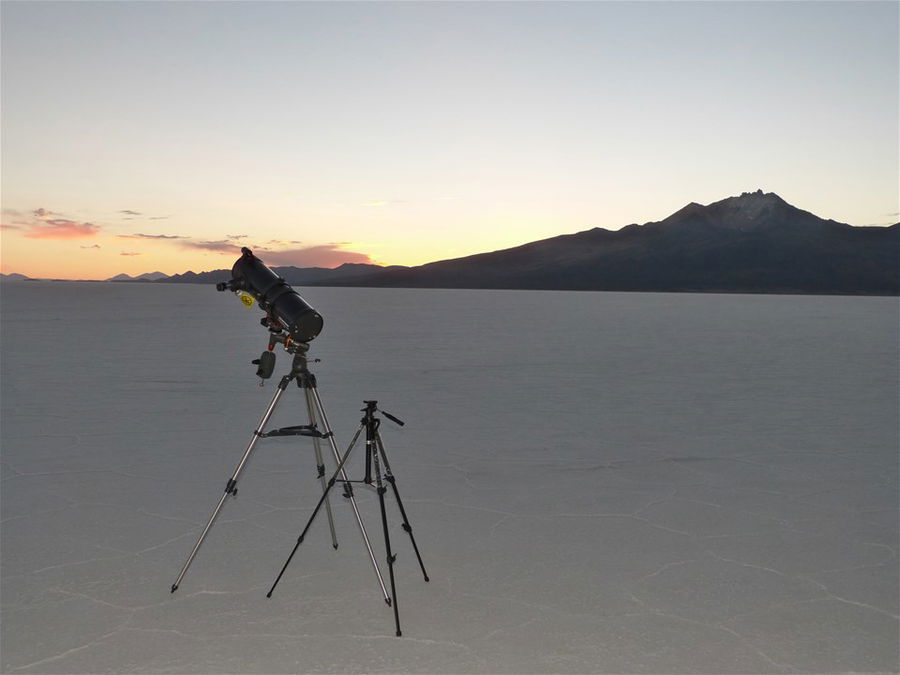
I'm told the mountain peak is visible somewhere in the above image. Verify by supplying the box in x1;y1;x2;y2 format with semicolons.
721;189;788;208
107;271;170;282
658;190;807;233
711;190;799;226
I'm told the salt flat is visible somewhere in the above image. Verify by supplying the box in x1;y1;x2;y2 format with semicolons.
1;282;897;673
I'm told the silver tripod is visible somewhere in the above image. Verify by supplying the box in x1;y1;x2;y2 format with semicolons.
170;343;389;602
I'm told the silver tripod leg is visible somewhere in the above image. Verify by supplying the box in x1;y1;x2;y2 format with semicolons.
308;385;390;602
304;387;339;550
171;383;287;592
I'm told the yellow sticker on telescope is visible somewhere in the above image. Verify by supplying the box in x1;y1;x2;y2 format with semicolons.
238;292;255;308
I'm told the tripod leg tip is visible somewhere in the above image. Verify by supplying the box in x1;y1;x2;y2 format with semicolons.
396;630;402;637
424;575;430;582
266;591;273;598
333;543;339;550
385;597;392;607
170;585;178;593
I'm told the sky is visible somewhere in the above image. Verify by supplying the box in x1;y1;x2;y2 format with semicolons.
1;1;897;280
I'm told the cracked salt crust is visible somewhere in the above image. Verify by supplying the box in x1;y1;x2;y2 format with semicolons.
2;283;897;673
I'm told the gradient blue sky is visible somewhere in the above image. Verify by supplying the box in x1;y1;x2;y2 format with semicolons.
2;1;897;279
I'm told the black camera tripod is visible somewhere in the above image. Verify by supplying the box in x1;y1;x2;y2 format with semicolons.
170;341;390;603
267;400;429;636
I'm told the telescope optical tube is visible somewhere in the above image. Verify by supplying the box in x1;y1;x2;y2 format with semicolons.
229;247;324;342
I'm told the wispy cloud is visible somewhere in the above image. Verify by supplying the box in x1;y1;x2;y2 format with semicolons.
5;207;103;239
81;244;101;250
120;251;141;256
255;244;373;268
33;208;62;218
227;233;248;240
25;219;101;239
175;237;373;267
180;240;243;254
119;209;170;220
261;239;304;247
117;233;188;240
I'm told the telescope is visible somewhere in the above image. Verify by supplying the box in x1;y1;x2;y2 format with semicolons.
217;247;323;343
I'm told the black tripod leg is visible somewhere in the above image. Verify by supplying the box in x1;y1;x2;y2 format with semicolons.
376;435;429;582
171;380;289;592
369;422;401;636
376;481;402;636
267;423;364;598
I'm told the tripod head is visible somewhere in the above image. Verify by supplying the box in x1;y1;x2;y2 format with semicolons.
362;400;405;427
251;314;316;381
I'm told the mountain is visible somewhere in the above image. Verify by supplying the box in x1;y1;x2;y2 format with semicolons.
108;271;170;282
162;262;402;285
156;192;898;295
322;191;899;295
0;273;31;282
137;271;169;281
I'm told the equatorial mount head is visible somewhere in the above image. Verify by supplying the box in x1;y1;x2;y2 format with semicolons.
251;317;313;381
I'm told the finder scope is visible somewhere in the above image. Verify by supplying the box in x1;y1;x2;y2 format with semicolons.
217;247;323;342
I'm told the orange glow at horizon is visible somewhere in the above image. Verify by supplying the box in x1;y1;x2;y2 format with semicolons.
1;200;581;280
1;226;448;280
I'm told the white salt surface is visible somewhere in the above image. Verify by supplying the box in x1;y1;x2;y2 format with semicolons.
1;283;898;673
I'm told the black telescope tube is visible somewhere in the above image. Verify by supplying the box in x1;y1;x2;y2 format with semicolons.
230;247;324;342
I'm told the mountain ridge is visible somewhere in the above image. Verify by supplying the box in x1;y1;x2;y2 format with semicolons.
11;191;890;294
317;190;898;295
108;271;169;282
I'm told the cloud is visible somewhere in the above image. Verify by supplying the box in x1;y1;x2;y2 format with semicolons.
24;219;101;239
227;234;248;240
81;244;101;250
117;233;187;240
33;208;61;218
254;244;373;268
120;251;141;256
261;239;304;246
119;210;172;220
4;207;102;239
180;240;243;254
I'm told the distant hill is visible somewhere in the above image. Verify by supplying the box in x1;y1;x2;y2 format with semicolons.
323;191;899;295
162;262;403;285
0;273;32;282
108;271;169;282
